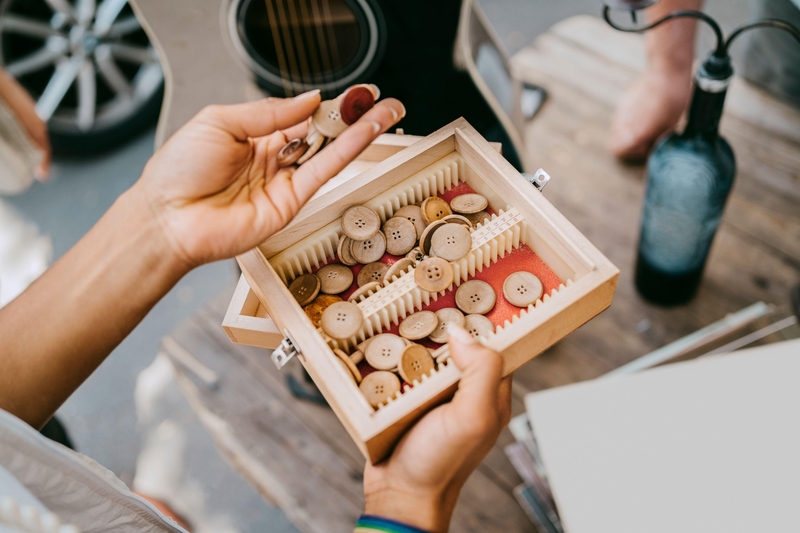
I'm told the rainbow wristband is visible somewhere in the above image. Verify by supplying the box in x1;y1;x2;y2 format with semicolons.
354;514;432;533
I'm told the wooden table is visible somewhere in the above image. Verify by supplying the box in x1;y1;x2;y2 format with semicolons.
156;15;800;533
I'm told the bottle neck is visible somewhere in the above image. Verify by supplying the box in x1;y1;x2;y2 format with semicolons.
682;77;730;138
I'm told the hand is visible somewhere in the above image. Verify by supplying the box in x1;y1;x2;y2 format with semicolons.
133;91;405;269
363;327;513;532
0;68;51;178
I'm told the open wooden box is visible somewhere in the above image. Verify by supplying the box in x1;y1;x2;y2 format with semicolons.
224;119;618;462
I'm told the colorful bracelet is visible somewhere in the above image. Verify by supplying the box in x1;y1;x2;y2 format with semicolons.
354;514;432;533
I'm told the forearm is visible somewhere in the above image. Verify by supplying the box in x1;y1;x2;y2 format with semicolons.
0;185;188;428
645;0;703;74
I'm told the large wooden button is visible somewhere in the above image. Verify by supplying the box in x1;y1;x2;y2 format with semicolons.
450;193;489;214
313;99;348;138
357;262;388;287
455;280;496;315
442;214;473;228
382;217;417;256
394;205;426;240
337;235;358;266
320;301;363;339
339;84;376;125
419;219;447;256
420;196;452;225
398;310;439;340
414;257;454;292
342;206;381;241
288;273;320;306
384;257;414;283
428;307;466;344
303;294;342;327
464;314;494;339
360;371;401;408
464;210;491;226
350;231;387;264
349;281;382;302
333;348;362;384
503;271;544;307
317;264;354;294
430;223;472;262
398;344;435;384
277;137;309;167
365;333;406;370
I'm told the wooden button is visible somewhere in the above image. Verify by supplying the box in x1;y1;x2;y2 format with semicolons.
296;129;324;165
420;196;452;225
430;223;472;262
503;271;544;307
398;310;439;340
442;214;473;228
464;314;494;339
394;205;426;240
337;235;358;266
312;99;348;138
360;371;401;408
428;307;466;344
406;247;425;265
382;217;417;256
339;84;375;125
357;262;388;287
277;137;309;167
303;294;342;327
333;348;362;384
465;210;491;226
419;219;447;256
320;301;363;339
288;273;320;306
384;257;414;283
350;349;364;365
349;281;382;302
414;257;454;292
342;206;381;241
317;264;354;294
450;193;489;214
455;280;496;315
350;231;386;264
365;333;406;370
398;344;435;384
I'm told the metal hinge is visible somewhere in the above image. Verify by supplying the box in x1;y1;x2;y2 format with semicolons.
522;169;551;192
271;334;301;369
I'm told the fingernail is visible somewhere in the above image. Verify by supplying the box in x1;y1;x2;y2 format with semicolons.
370;121;381;134
447;323;475;344
389;106;399;121
399;102;406;118
296;89;321;100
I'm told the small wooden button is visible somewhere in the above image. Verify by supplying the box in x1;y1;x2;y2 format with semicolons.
350;349;364;365
420;196;452;225
503;271;544;307
384;257;414;283
450;193;489;214
333;348;362;384
339;84;376;125
406;247;425;265
277;137;309;167
313;99;348;138
464;314;494;339
455;280;496;315
394;205;427;240
317;264;354;294
465;210;491;226
337;235;358;266
430;223;472;262
419;219;447;256
296;129;325;165
442;214;473;228
288;273;320;306
428;307;466;344
398;344;435;384
303;294;342;327
350;231;386;264
365;333;407;370
349;281;382;302
320;301;363;339
360;371;401;408
357;262;388;287
382;217;417;256
342;206;381;241
398;310;439;340
414;257;454;293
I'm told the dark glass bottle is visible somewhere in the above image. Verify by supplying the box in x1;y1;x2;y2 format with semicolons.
634;54;737;305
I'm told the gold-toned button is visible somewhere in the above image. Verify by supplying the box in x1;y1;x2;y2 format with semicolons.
350;349;364;365
464;210;491;226
398;344;435;384
348;281;382;302
277;137;309;167
442;214;473;228
357;262;388;287
365;333;406;370
503;271;544;307
464;314;494;339
333;348;362;384
450;193;489;214
394;205;426;240
419;219;447;256
288;273;320;306
428;307;466;344
350;231;387;264
398;310;439;340
360;371;401;408
320;301;363;339
420;196;452;225
382;217;417;256
430;223;472;262
384;258;415;283
342;205;381;241
303;294;342;327
414;257;454;293
312;99;348;138
455;280;496;315
337;235;358;266
317;264;354;294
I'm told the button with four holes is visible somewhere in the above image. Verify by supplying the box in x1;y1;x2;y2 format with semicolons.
394;205;427;239
303;294;342;327
288;273;321;306
450;193;489;214
357;262;388;287
342;205;381;241
503;271;544;307
398;310;439;340
365;333;407;370
313;99;348;138
317;264;354;294
464;314;494;339
414;257;454;292
382;217;417;256
430;223;472;261
398;344;435;384
419;219;447;256
359;371;401;408
350;231;386;264
420;196;452;225
428;307;466;344
455;279;496;315
320;301;363;339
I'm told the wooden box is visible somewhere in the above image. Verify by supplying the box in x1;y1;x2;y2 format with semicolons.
225;119;618;462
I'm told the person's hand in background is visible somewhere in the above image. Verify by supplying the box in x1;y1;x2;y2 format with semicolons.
363;327;512;532
0;68;51;179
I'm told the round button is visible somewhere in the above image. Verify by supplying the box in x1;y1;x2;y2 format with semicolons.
337;235;358;266
365;333;407;370
359;371;401;408
348;281;382;302
277;137;309;167
382;217;417;256
450;193;489;214
317;264;354;294
339;84;376;125
464;210;491;226
384;258;415;283
419;219;447;256
428;307;466;344
350;231;387;264
414;257;454;293
455;280;496;315
333;348;362;384
320;301;363;339
398;344;435;384
430;223;472;262
303;294;342;327
357;262;388;287
420;196;452;225
312;99;348;138
350;349;364;365
341;205;381;241
464;314;494;339
394;205;427;240
442;214;473;228
398;310;439;340
288;273;320;306
503;271;544;307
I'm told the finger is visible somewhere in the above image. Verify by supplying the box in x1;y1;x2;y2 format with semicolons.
281;120;309;143
497;376;513;427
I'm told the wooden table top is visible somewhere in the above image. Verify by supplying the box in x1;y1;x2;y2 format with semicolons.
157;15;800;533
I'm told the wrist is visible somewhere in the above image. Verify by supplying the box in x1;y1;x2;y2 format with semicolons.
363;486;457;533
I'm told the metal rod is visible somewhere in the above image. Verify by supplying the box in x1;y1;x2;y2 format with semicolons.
724;18;800;54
